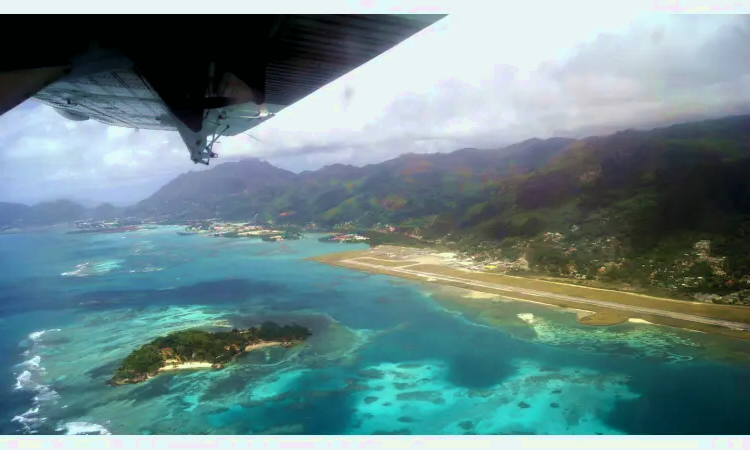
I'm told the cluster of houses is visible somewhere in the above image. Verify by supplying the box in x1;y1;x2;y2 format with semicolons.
438;250;529;273
183;222;283;237
328;233;369;243
214;224;282;236
74;217;143;230
74;220;112;230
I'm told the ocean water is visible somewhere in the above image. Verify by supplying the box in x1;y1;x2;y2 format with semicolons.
2;226;750;435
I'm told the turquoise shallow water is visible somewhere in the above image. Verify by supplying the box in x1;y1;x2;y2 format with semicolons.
2;226;750;435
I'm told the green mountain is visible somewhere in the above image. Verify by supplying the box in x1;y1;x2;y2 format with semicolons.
129;137;576;226
129;114;750;303
0;202;30;229
90;202;121;221
448;115;750;302
128;158;296;221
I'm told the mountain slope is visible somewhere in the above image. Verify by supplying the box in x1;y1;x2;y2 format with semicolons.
132;138;576;225
450;115;750;302
130;114;750;302
129;159;297;220
0;202;30;228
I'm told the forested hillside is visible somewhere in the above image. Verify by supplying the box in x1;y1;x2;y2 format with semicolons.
127;137;576;225
447;115;750;303
126;115;750;302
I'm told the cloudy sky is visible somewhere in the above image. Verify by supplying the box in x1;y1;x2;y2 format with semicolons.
1;8;748;205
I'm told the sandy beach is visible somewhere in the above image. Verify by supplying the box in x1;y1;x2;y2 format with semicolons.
158;361;213;372
628;318;654;325
245;341;283;352
152;342;286;374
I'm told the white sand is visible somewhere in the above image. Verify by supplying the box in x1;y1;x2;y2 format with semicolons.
158;361;213;372
628;318;654;325
517;313;536;323
245;341;282;352
461;291;500;299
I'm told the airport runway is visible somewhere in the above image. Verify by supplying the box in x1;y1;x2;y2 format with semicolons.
344;259;750;332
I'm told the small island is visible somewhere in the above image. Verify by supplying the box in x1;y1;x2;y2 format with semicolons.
109;321;312;386
261;230;303;242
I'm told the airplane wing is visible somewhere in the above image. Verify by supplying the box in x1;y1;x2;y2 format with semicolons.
0;14;445;165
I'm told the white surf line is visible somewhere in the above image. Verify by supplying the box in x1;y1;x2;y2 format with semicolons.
342;260;750;332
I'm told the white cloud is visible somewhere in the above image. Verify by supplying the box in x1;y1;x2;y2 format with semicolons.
219;14;750;166
0;12;748;205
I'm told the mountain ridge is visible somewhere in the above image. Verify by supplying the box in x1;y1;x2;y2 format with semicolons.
6;114;749;229
115;113;750;303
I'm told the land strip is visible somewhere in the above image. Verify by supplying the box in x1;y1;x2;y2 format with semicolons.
309;248;750;339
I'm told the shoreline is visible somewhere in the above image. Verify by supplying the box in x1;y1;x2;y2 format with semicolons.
158;361;213;372
245;341;283;352
308;248;750;340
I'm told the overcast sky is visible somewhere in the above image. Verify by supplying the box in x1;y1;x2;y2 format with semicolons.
1;11;748;205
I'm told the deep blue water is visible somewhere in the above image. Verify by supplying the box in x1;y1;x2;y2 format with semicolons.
2;226;750;435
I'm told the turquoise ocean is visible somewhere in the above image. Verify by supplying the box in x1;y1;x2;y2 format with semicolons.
2;226;750;435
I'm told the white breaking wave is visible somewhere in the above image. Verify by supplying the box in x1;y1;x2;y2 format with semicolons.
11;406;47;431
28;329;61;341
34;385;60;403
18;355;41;369
28;331;45;341
11;407;39;422
11;328;63;434
57;422;111;435
14;370;32;390
11;406;48;433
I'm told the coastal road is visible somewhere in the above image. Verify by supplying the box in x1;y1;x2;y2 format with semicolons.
343;259;750;332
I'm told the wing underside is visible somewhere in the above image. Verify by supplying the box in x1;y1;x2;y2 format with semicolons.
3;14;445;160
